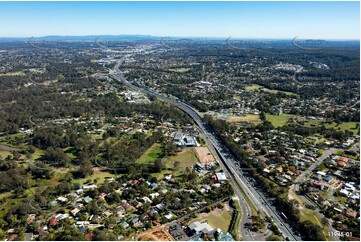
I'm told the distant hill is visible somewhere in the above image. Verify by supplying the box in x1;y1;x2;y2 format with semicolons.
0;35;359;48
0;35;165;42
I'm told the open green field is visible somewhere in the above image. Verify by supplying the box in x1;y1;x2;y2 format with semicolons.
266;114;294;127
0;196;24;222
325;122;359;135
245;84;263;91
189;208;232;232
333;149;358;159
64;147;77;159
32;148;45;159
0;192;12;201
0;71;26;77
0;150;11;159
295;117;359;135
0;143;20;159
263;88;297;97
304;119;323;127
333;150;344;156
227;114;261;124
28;68;46;74
136;143;162;164
245;84;298;96
334;195;347;206
151;169;182;180
75;168;115;185
162;148;198;170
300;209;331;240
306;136;328;145
168;68;190;73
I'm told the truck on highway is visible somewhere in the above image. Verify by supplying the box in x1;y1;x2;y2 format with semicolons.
280;212;288;220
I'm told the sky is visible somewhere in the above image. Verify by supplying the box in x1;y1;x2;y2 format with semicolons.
0;1;359;39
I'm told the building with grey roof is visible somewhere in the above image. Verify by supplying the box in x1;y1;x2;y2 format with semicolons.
188;221;215;235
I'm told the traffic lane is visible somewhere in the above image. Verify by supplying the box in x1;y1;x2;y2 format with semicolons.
248;177;300;240
236;169;299;240
201;127;256;241
115;59;298;240
206;136;296;240
115;58;256;226
196;121;264;241
213;146;295;240
128;81;297;239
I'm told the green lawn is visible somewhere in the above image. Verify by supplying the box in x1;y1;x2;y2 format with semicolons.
168;68;190;73
325;122;359;135
162;148;198;170
136;143;162;164
245;84;263;91
64;147;77;159
0;197;24;222
0;150;11;159
319;190;330;200
306;136;328;145
0;192;12;200
32;148;45;159
334;195;347;206
151;169;181;180
266;114;295;127
304;119;323;127
263;88;297;96
190;208;232;232
75;170;115;185
298;119;359;135
245;84;298;96
300;209;331;240
332;149;358;159
317;149;327;156
333;150;343;156
0;71;26;77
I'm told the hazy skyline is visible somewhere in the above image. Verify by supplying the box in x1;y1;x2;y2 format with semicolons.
0;1;359;39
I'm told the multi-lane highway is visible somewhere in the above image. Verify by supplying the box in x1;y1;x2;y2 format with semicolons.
112;57;301;241
112;58;259;241
196;129;255;240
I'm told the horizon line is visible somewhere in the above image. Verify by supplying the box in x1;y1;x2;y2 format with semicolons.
0;34;359;41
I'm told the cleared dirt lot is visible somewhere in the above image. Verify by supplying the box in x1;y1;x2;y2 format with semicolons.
136;225;174;241
227;114;261;124
193;146;215;164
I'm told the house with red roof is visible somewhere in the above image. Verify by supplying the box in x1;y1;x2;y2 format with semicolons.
49;219;59;227
99;192;107;200
339;157;349;163
85;233;94;240
311;181;325;190
337;161;347;168
7;234;18;241
346;210;357;219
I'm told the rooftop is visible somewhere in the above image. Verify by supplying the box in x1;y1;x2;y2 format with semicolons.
189;221;215;234
216;172;227;181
